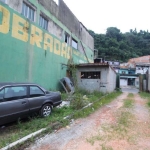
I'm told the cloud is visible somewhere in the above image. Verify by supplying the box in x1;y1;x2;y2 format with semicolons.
63;0;150;33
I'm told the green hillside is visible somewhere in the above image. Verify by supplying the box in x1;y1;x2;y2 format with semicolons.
89;27;150;62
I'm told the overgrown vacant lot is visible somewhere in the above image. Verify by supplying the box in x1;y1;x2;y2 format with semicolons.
0;91;121;149
26;92;150;150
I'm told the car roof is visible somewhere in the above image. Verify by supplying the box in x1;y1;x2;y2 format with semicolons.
0;82;37;88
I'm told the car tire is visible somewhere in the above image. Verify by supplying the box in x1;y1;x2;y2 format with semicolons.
40;104;52;117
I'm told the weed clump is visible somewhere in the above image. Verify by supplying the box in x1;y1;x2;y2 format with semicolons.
139;92;150;107
70;94;89;110
124;99;133;108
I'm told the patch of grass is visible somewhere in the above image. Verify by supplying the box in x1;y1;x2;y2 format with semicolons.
76;88;90;96
148;101;150;107
118;111;131;127
105;110;132;139
124;99;134;108
61;92;69;100
123;93;134;108
87;110;134;146
140;92;150;100
88;91;104;102
140;92;150;107
127;93;134;98
70;94;89;110
72;92;122;119
86;134;102;145
101;144;113;150
111;111;134;141
0;106;73;149
87;135;113;149
0;91;121;149
10;120;70;150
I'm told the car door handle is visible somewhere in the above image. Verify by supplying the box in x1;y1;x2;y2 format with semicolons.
22;101;27;104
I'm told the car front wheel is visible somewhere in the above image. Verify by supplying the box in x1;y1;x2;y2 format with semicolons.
40;104;52;117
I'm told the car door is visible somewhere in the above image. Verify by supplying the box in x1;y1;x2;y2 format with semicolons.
0;86;29;125
28;86;46;113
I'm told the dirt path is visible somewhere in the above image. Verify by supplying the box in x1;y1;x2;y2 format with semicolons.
26;92;150;150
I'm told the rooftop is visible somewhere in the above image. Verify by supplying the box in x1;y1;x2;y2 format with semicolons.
76;63;109;67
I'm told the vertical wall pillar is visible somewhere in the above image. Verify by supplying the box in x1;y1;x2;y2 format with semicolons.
148;67;150;92
139;75;143;92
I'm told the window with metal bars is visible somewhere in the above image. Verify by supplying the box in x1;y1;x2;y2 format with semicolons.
64;32;70;45
81;72;101;79
39;15;48;30
72;38;78;49
0;0;6;3
22;2;35;21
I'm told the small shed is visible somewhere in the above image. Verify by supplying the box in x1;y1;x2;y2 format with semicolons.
76;63;116;93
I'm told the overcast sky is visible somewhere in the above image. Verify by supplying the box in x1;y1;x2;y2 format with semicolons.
63;0;150;34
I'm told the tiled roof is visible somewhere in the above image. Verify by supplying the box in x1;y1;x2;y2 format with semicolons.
120;55;150;68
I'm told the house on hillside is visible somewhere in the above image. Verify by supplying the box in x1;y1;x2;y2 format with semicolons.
119;68;139;87
76;63;116;93
135;63;150;74
119;68;136;75
120;55;150;69
119;56;150;90
129;55;150;65
105;61;120;73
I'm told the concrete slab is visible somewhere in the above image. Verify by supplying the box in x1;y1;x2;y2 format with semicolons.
121;86;139;93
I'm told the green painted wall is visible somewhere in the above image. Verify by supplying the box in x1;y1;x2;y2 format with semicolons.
0;2;93;90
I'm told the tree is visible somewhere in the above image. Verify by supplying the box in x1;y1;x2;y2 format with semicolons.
89;28;150;62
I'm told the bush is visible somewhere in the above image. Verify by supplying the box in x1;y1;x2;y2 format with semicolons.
70;94;89;110
76;88;90;96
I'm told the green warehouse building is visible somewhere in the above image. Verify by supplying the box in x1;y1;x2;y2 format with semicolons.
0;0;94;90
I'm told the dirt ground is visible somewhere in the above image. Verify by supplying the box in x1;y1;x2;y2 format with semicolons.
26;91;150;150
